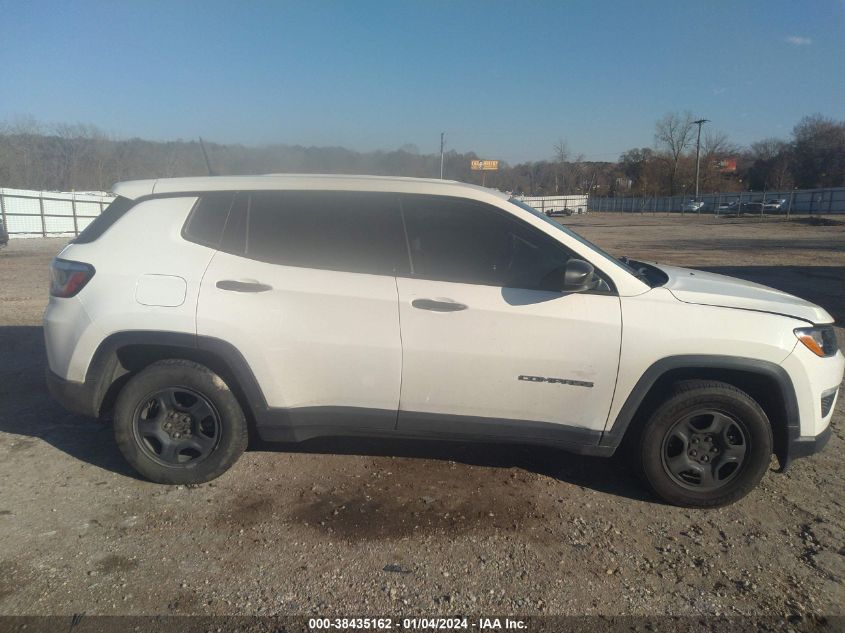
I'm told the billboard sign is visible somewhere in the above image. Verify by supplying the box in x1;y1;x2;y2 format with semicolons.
716;157;737;173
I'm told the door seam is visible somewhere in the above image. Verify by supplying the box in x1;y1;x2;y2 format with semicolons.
394;275;404;430
398;196;415;275
195;249;220;338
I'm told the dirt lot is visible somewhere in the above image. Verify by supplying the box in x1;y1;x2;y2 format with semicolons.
0;214;843;619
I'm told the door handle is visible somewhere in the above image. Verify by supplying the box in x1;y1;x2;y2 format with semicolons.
411;299;468;312
216;279;273;293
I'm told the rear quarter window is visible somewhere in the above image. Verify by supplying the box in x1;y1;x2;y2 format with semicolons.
183;193;235;248
73;196;135;244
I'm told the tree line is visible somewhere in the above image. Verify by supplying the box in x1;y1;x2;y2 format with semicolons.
0;112;842;197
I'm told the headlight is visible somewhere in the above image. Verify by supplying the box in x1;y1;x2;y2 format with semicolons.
794;326;839;358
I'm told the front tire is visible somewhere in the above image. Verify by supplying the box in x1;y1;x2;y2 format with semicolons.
113;360;248;484
638;380;773;507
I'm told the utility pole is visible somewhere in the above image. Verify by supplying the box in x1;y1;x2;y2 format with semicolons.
440;132;445;179
693;118;710;201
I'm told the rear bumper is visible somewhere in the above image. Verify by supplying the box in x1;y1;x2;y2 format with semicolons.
46;368;98;418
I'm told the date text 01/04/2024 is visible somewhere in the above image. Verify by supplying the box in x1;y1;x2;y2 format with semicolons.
307;618;527;630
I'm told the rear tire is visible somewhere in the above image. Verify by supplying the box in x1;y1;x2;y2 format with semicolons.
113;360;248;484
638;380;773;507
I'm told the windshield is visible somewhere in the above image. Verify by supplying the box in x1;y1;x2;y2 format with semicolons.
507;197;641;278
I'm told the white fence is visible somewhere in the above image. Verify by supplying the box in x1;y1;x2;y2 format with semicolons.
516;194;589;214
0;188;115;238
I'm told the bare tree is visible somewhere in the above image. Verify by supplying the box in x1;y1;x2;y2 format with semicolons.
747;138;792;190
569;153;591;193
553;139;570;193
698;130;738;192
5;115;43;188
654;111;694;195
3;112;839;196
49;123;107;190
749;138;786;162
791;114;845;188
619;148;657;195
553;139;569;163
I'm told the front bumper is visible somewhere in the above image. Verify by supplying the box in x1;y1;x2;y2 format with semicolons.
788;425;832;462
777;340;843;472
776;412;835;472
46;368;98;418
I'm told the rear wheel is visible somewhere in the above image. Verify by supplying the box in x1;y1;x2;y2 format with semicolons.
113;360;248;484
638;380;773;507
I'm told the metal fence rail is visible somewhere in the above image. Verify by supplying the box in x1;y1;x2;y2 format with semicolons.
514;194;589;215
588;187;845;216
0;188;115;238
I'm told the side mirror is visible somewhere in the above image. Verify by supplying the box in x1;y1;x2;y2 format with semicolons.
563;258;597;292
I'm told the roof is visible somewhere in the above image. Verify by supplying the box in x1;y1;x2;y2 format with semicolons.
112;174;509;204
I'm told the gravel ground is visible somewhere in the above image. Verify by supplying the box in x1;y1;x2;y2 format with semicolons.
0;214;843;619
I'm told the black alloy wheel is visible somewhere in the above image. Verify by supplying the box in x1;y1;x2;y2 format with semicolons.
638;380;773;507
114;359;248;484
661;409;748;491
133;387;221;466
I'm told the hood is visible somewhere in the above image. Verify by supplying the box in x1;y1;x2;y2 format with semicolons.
654;263;832;324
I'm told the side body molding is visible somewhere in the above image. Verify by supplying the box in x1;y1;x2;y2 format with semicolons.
80;338;801;465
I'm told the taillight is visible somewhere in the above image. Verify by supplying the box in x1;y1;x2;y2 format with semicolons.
50;258;95;298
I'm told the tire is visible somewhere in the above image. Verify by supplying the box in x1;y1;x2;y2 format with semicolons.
638;380;773;507
113;359;248;484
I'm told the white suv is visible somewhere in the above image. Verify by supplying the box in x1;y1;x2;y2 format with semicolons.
44;175;843;507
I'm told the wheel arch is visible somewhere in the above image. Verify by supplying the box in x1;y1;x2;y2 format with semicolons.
86;331;267;428
601;355;799;469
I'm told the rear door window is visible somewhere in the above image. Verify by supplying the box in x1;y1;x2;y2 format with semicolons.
234;191;408;276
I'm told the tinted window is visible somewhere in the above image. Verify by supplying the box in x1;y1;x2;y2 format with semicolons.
242;191;408;275
508;197;637;278
220;193;248;255
183;193;234;247
73;196;135;243
402;195;579;291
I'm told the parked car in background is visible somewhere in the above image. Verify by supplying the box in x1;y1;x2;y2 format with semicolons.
545;207;573;217
742;198;787;213
682;199;705;212
702;201;739;214
0;218;8;247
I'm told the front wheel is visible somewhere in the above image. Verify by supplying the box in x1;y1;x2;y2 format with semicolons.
638;380;773;507
113;360;248;484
